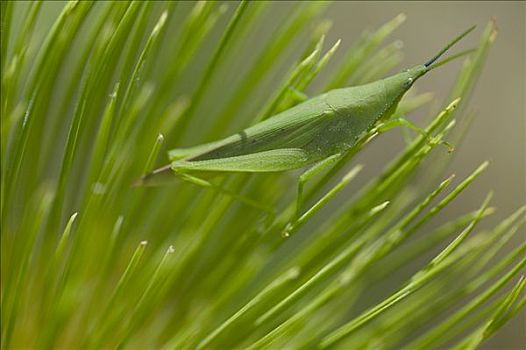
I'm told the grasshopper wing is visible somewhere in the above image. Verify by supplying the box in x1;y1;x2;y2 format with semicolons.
170;94;333;162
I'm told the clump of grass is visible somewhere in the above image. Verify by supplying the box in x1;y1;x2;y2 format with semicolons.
1;2;523;349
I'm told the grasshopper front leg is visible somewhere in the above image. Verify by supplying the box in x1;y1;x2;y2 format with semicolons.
378;117;454;152
295;153;342;221
280;154;343;237
288;87;309;103
284;160;362;238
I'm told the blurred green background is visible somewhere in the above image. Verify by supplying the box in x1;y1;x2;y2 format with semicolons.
6;1;524;348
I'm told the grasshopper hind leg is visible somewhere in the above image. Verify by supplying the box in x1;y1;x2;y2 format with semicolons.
176;172;277;220
134;165;174;187
136;164;276;219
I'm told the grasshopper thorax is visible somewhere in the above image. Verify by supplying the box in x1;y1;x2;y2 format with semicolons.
324;64;428;126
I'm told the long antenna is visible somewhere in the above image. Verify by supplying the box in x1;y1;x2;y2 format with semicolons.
424;25;476;68
427;48;477;71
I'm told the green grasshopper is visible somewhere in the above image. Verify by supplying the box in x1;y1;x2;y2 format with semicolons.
138;26;475;227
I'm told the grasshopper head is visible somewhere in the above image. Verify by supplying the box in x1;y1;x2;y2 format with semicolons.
383;64;428;101
326;26;475;125
373;25;476;121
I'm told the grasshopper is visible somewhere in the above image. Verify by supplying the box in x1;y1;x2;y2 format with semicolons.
138;26;475;227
